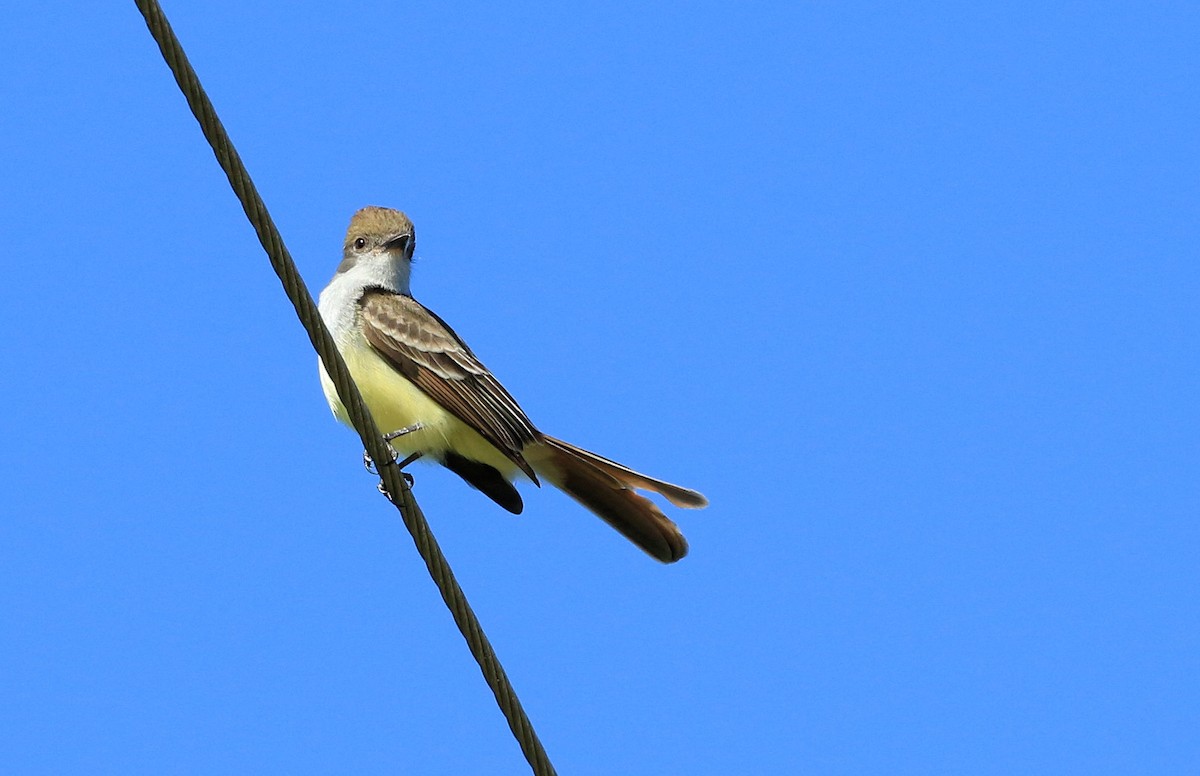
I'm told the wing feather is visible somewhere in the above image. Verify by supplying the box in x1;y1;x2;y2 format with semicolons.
358;289;540;481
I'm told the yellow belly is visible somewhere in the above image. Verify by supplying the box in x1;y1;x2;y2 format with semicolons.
319;342;523;479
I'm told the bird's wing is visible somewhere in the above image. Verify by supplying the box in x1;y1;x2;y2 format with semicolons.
358;288;540;481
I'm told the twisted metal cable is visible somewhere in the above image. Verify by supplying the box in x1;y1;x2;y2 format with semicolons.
133;2;556;773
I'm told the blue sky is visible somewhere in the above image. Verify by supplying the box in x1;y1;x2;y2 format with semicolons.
2;2;1197;773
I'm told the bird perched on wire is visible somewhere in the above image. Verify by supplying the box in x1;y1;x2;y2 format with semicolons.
317;206;707;562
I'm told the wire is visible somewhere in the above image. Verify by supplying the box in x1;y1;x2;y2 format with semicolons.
132;2;557;772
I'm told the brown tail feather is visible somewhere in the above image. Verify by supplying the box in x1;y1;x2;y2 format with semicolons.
539;436;709;509
529;437;702;562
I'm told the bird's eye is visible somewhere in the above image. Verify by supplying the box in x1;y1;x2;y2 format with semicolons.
353;237;367;250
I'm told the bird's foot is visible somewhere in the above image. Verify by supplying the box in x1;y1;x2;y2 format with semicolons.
367;425;426;499
362;449;391;476
373;451;422;502
363;423;426;474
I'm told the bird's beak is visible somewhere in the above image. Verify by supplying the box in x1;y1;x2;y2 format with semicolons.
384;234;411;252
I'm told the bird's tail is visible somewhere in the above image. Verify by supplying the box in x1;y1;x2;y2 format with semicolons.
528;435;707;563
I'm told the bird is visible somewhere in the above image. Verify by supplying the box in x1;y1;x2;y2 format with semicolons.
317;206;707;562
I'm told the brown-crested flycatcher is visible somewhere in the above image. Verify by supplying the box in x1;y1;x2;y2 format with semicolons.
318;206;707;562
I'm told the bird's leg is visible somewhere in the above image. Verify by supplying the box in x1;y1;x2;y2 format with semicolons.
363;423;427;475
369;424;428;501
376;453;422;500
395;452;423;485
383;424;426;486
383;423;426;443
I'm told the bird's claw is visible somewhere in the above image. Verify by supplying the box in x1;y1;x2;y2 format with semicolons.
376;471;414;503
362;447;400;476
369;449;419;503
